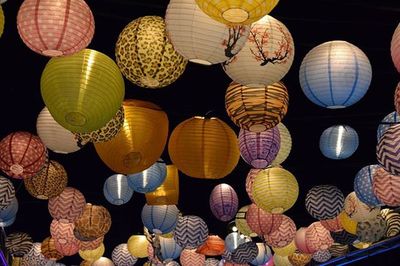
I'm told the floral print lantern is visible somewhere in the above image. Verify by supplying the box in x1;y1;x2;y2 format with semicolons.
112;243;137;266
377;123;400;176
210;183;238;222
74;204;112;240
5;232;33;257
0;176;15;210
344;192;380;222
174;215;208;249
377;111;400;141
48;187;86;223
391;23;400;72
319;125;359;159
354;165;382;206
128;160;167;193
141;204;179;235
180;248;205;266
265;215;296;248
305;185;344;220
145;165;179;205
246;203;283;236
103;174;133;205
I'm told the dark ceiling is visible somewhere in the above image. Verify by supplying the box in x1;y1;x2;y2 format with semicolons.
0;0;399;265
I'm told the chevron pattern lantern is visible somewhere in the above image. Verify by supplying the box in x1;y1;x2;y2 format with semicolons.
41;237;64;260
0;197;18;227
246;203;283;236
373;167;400;206
145;165;179;205
230;241;258;264
344;192;381;222
127;235;148;258
79;243;105;262
319;125;359;159
305;185;344;220
272;241;296;256
48;187;86;223
356;215;387;243
329;243;349;257
210;183;238;221
235;205;257;237
354;165;382;206
128;160;167;193
382;209;400;237
251;243;272;265
54;238;80;256
288;251;312;266
305;222;333;252
50;220;76;245
330;230;357;245
205;258;220;266
312;250;331;263
265;215;296;248
174;215;208;249
112;243;137;266
141;204;179;235
79;237;104;252
103;174;133;205
245;169;261;202
74;204;112;240
0;176;15;210
320;216;343;232
196;235;225;256
19;242;51;266
5;232;33;257
377;123;400;176
377;111;400;141
294;227;313;254
391;24;400;72
180;248;205;266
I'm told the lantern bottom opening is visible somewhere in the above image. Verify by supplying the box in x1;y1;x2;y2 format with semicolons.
10;164;23;175
113;199;125;205
249;124;267;132
65;112;87;126
327;105;346;109
43;49;63;57
222;8;249;23
251;159;268;169
189;58;212;65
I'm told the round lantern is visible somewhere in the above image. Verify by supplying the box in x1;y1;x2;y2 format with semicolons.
0;176;15;210
50;220;76;244
145;164;179;205
330;230;357;245
344;192;381;222
19;242;50;266
74;204;112;240
305;222;333;252
223;15;294;87
196;235;225;256
159;237;182;262
41;49;125;133
377;123;400;175
174;215;208;249
115;16;187;88
180;248;205;266
235;205;257;237
377;111;400;141
288;251;312;266
128;160;167;193
80;236;104;251
381;208;400;237
54;238;80;256
226;82;289;132
305;185;344;220
48;187;86;223
112;243;137;266
5;232;33;257
251;243;272;265
319;125;359;159
210;183;238;221
230;241;258;264
225;232;247;252
205;258;220;266
272;241;296;256
141;204;179;234
271;123;292;166
0;131;47;179
320;217;342;232
354;165;382;206
245;203;283;236
195;0;279;25
252;167;299;213
356;215;387;243
147;242;162;265
0;5;3;38
92;257;115;266
391;24;400;72
0;197;18;227
168;116;240;179
245;169;261;202
273;255;292;266
79;243;105;262
265;215;296;248
41;237;64;260
312;250;331;263
95;100;168;174
103;174;133;205
338;211;357;235
299;40;372;108
329;243;349;257
239;127;280;168
127;235;148;258
24;160;67;200
294;227;312;254
373;166;400;206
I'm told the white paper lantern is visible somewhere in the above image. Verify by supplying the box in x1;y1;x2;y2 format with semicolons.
319;125;359;160
271;123;292;166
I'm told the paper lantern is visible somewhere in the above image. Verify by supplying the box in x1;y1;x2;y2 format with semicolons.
141;204;179;234
330;230;357;245
0;197;18;227
0;176;15;210
320;217;342;232
48;187;86;223
79;236;104;251
305;185;344;220
226;82;289;132
115;16;187;88
294;227;312;254
205;258;220;266
159;237;182;262
356;215;386;243
329;243;349;257
288;252;311;266
127;235;148;258
95;100;168;174
41;49;125;133
251;243;272;265
354;165;382;207
239;127;280;168
225;232;247;252
196;235;225;256
50;220;76;245
103;174;133;205
319;125;359;159
54;238;80;256
168;116;240;179
391;23;400;72
377;111;400;141
0;131;48;179
373;164;400;206
5;232;33;257
271;123;292;165
92;257;115;266
79;243;105;262
265;215;296;248
24;160;67;200
195;0;279;25
299;40;372;108
112;243;137;266
305;222;333;252
19;242;50;266
145;165;179;205
210;183;238;221
377;123;400;175
0;5;3;38
245;169;261;202
252;167;299;213
74;204;112;240
272;241;296;256
381;208;400;237
174;215;208;249
230;241;258;264
41;237;64;260
146;242;162;265
235;205;257;237
246;203;283;236
338;211;357;235
273;255;292;266
128;161;167;193
344;192;381;222
312;250;331;263
180;249;205;266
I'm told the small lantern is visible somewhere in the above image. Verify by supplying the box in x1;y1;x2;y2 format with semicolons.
246;203;283;236
330;230;357;245
112;243;137;266
74;204;112;240
377;123;400;175
288;251;312;266
344;192;380;222
235;205;257;237
5;232;33;257
103;174;133;205
305;185;344;220
225;232;246;252
251;243;272;265
391;23;400;72
373;161;400;206
320;125;359;159
145;165;179;205
159;237;182;262
312;250;331;263
141;204;179;235
50;220;76;244
92;257;114;266
196;235;225;256
338;211;357;235
174;215;208;249
0;176;15;210
48;187;86;223
0;197;18;227
128;161;167;193
79;243;105;262
329;243;349;257
41;237;64;260
294;227;312;254
299;41;372;108
265;215;296;248
305;222;333;252
354;165;382;206
356;215;387;243
377;111;400;141
272;241;296;257
210;183;238;222
271;123;292;165
230;241;258;264
180;249;205;266
127;235;148;258
79;236;104;251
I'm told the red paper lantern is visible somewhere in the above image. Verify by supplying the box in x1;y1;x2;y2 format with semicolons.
54;239;80;256
265;215;296;248
305;222;333;253
246;203;283;236
48;187;86;223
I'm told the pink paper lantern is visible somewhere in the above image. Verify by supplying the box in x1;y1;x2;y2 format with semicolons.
50;220;76;244
373;167;400;206
54;239;80;256
265;215;296;248
320;217;343;232
245;169;261;202
246;203;283;236
17;0;94;57
294;227;313;254
79;236;104;251
180;249;206;266
391;24;400;72
48;187;86;223
209;183;238;221
305;222;333;253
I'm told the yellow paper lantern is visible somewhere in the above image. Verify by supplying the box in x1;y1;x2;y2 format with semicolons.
79;243;105;262
0;6;4;38
115;16;187;89
272;241;296;256
271;123;292;166
252;167;299;213
235;205;257;237
145;165;180;205
338;211;357;235
195;0;279;25
95;100;169;174
168;116;240;179
273;255;293;266
41;49;125;133
127;235;148;258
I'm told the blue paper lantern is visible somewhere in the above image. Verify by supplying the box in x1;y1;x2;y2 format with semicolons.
128;160;167;193
160;236;182;262
319;125;359;159
103;174;133;205
377;111;400;141
141;204;179;235
0;197;18;227
299;40;372;109
354;165;383;206
251;243;272;265
224;232;246;252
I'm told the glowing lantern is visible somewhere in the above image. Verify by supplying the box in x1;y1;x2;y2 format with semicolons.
319;125;359;159
95;100;168;174
168;116;240;179
252;167;299;213
0;197;18;227
79;236;104;251
128;161;167;193
299;40;372;108
0;5;3;37
226;82;289;132
320;217;342;232
230;241;258;264
312;250;331;263
354;165;382;206
50;220;76;244
225;232;246;252
305;222;333;252
196;235;225;256
245;169;261;202
174;215;208;249
41;237;63;260
265;215;296;248
159;237;182;262
210;183;238;221
0;131;47;179
329;243;349;257
79;243;105;262
373;164;400;206
330;230;357;245
92;257;114;266
180;249;205;266
0;176;15;210
115;16;187;89
19;243;50;266
294;227;312;254
391;24;400;72
54;239;80;256
48;187;86;223
344;192;380;222
235;205;257;237
127;235;148;258
271;123;292;165
377;111;400;141
5;232;33;257
141;204;179;234
251;243;272;265
112;243;137;266
356;215;387;243
103;174;133;205
41;49;125;133
288;251;312;266
74;204;112;240
381;209;400;237
272;241;296;256
246;203;283;236
305;185;344;220
145;165;179;205
377;123;400;175
338;211;357;235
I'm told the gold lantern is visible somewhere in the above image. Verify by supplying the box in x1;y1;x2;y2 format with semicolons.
0;5;4;38
127;235;148;258
79;243;105;262
74;204;112;240
271;123;292;166
145;165;179;205
235;205;257;237
115;16;187;89
168;116;240;179
338;211;357;235
41;237;64;261
272;240;296;256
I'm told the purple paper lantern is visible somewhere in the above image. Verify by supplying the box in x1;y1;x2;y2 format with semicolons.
209;183;239;222
238;127;280;168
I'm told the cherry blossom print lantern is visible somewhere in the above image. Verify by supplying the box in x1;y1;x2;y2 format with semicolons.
112;243;137;266
305;222;333;252
196;235;225;256
210;183;239;221
174;215;208;249
377;123;400;175
373;167;400;206
319;125;359;160
354;165;382;206
265;215;296;248
344;192;380;222
223;15;294;87
128;160;167;193
48;187;86;223
5;232;33;257
305;185;344;220
0;176;15;210
74;204;112;240
17;0;94;57
391;23;400;72
103;174;133;205
235;205;257;237
127;235;148;258
141;204;179;234
180;248;205;266
377;111;400;141
245;203;283;236
145;164;179;205
0;5;3;38
251;243;272;265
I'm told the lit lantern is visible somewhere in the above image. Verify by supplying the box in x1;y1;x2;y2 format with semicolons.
344;192;380;222
312;250;331;263
225;232;246;252
226;82;289;132
272;241;296;256
128;160;167;193
103;174;133;205
41;237;63;260
50;220;76;244
245;169;261;202
320;216;342;232
230;241;258;264
0;197;18;227
246;203;283;236
239;128;280;168
210;183;238;221
74;204;112;240
235;205;257;237
288;251;312;266
305;185;344;220
391;24;400;72
174;215;208;249
273;255;292;266
115;16;187;89
41;49;125;133
0;131;47;179
196;235;225;256
294;227;312;254
356;215;386;243
112;243;137;266
145;165;179;205
252;167;299;213
95;100;168;174
0;5;3;37
354;165;382;206
329;243;349;257
5;232;33;257
79;243;105;262
251;243;272;265
79;236;104;251
195;0;279;25
205;258;220;266
330;230;357;245
338;211;357;235
0;176;15;210
373;160;400;206
141;204;179;234
271;123;292;166
319;125;359;159
168;116;240;179
92;257;115;266
299;40;372;108
48;187;86;223
19;243;50;266
265;215;296;248
377;123;400;175
54;239;80;256
159;237;182;262
180;249;205;266
127;235;148;258
381;209;400;237
305;222;333;252
377;111;400;141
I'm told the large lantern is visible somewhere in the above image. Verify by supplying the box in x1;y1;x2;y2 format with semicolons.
48;187;86;223
141;204;179;234
41;49;125;133
74;204;112;240
319;125;359;159
145;165;179;205
128;160;167;193
5;232;33;257
103;174;133;205
127;235;148;258
391;24;400;72
305;222;333;252
0;176;15;210
299;41;372;108
246;203;283;236
226;82;289;132
95;100;168;174
210;183;238;222
196;235;225;256
180;248;205;266
373;167;400;206
356;215;386;243
271;123;292;165
112;243;137;266
377;111;400;141
344;192;380;222
305;185;344;220
0;132;47;179
79;243;105;262
235;205;257;237
159;237;182;262
354;165;382;206
115;16;187;89
168;116;240;179
251;243;272;265
174;215;208;249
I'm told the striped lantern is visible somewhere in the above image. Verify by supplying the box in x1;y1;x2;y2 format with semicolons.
79;236;104;251
305;222;333;252
225;232;246;252
235;205;257;237
251;243;272;265
288;251;312;266
165;0;250;65
141;204;179;234
225;82;289;132
381;208;400;237
344;192;381;222
37;107;81;154
0;176;15;210
265;215;296;248
312;250;331;263
319;125;359;159
0;132;47;179
48;187;86;223
0;5;3;38
354;165;382;206
92;257;115;266
5;232;33;257
74;204;112;240
95;100;168;174
41;237;64;260
127;235;148;258
330;230;357;245
168;116;240;179
294;227;312;254
19;242;50;266
230;241;258;264
210;183;239;221
79;243;105;262
0;197;18;227
272;241;296;257
196;235;225;256
329;243;349;257
103;174;133;205
112;243;137;266
205;258;220;266
299;40;372;108
320;216;343;232
115;16;187;89
174;215;208;249
180;249;205;266
159;237;183;262
356;215;387;243
377;111;400;141
373;166;400;206
50;220;76;244
24;160;68;200
145;165;179;205
54;239;80;256
305;185;344;220
338;211;357;235
222;15;294;87
245;169;261;202
128;161;167;193
252;167;299;214
377;123;400;175
17;0;94;57
238;127;280;168
391;23;400;72
246;203;283;236
271;123;292;166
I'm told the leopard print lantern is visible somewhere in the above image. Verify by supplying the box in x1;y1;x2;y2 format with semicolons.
74;204;111;240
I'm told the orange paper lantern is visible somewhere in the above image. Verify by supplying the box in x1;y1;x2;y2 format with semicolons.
196;235;225;256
